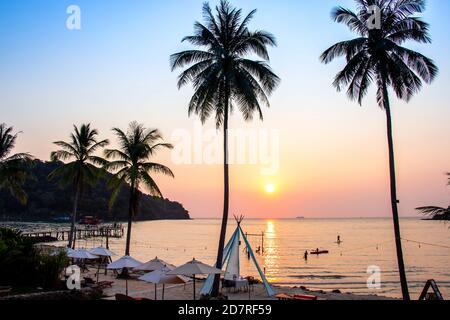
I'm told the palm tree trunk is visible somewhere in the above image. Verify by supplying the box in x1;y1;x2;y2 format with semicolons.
125;185;134;256
382;83;410;301
68;182;81;249
212;90;230;297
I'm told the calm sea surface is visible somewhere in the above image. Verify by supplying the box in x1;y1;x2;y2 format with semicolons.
3;218;450;299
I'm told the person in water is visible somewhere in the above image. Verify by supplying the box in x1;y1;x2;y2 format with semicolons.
304;251;308;261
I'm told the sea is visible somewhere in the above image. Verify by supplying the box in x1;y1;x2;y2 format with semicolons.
2;218;449;299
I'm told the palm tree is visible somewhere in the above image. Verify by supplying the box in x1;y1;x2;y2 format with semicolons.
49;124;109;248
0;124;33;204
320;0;438;300
171;0;280;296
104;122;174;256
416;173;450;221
416;206;450;221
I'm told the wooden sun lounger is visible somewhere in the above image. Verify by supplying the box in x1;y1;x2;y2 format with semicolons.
276;293;318;301
275;293;294;300
115;294;152;301
94;281;114;289
0;286;12;297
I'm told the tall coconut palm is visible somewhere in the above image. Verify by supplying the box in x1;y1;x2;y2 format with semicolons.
320;0;438;300
49;124;109;248
104;122;174;256
0;124;33;204
171;0;280;295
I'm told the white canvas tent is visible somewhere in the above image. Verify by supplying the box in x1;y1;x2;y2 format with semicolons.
200;216;275;297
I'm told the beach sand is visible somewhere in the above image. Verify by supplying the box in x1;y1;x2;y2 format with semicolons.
83;269;395;301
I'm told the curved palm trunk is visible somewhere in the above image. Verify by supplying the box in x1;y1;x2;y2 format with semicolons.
68;182;81;249
383;84;410;301
125;184;135;256
212;93;230;297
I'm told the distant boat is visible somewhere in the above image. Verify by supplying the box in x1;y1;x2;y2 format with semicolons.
310;249;329;255
296;216;305;219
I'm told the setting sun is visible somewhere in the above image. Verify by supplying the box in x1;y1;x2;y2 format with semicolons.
265;183;276;194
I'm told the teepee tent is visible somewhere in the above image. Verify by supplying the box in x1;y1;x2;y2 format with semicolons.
200;216;275;297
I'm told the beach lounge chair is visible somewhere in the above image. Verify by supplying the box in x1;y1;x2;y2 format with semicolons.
275;293;318;301
275;293;294;300
84;277;96;286
0;286;12;297
293;294;318;300
93;281;114;290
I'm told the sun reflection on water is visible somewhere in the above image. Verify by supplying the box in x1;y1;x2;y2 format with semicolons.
263;220;279;282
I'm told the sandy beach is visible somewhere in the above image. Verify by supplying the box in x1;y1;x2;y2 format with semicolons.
82;269;395;301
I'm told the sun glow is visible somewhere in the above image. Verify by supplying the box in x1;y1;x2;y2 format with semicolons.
265;183;276;194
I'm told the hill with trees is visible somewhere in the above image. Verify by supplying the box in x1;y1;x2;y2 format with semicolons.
0;160;190;222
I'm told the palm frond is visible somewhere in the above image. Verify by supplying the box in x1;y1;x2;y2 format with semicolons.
49;124;108;189
0;124;33;203
332;6;368;36
105;122;174;211
171;0;279;127
140;171;163;198
321;0;437;108
416;206;450;219
140;163;175;178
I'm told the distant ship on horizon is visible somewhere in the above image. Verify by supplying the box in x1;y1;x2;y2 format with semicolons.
296;216;305;219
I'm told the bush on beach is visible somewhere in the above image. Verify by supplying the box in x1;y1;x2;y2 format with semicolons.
0;228;68;290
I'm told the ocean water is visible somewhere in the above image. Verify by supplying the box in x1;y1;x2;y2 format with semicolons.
3;218;450;299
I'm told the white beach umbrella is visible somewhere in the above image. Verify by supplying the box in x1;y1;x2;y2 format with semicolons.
65;247;75;255
107;255;143;296
167;259;223;300
68;249;99;260
89;247;117;257
135;257;175;272
138;266;188;300
89;247;117;281
107;255;142;270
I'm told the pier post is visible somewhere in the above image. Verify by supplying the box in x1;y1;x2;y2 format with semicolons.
262;232;264;254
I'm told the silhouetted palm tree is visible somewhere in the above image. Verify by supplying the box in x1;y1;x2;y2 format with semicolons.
0;124;33;204
104;122;174;256
416;206;450;221
49;124;109;248
320;0;438;300
416;173;450;221
171;0;280;296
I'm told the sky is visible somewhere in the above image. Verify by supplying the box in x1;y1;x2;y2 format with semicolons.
0;0;449;219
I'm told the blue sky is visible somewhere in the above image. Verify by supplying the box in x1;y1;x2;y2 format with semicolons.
0;0;449;218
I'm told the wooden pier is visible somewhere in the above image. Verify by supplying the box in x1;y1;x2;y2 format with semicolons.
22;224;124;243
